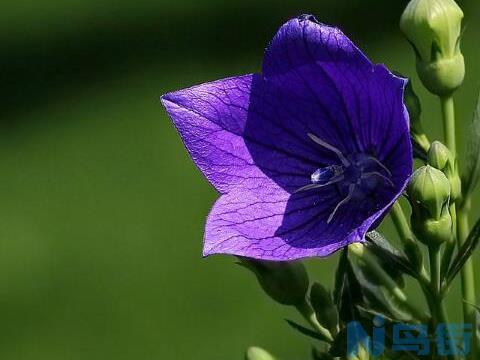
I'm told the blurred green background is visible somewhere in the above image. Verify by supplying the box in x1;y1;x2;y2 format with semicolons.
0;0;479;359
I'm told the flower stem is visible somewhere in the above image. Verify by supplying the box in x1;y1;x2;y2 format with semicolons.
430;245;441;294
429;245;459;360
441;204;457;277
441;96;456;156
441;95;477;359
457;206;478;359
391;201;412;244
390;202;429;283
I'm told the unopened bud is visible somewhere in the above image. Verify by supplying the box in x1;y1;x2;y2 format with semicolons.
238;258;309;306
407;166;452;244
400;0;465;95
245;347;275;360
428;141;461;201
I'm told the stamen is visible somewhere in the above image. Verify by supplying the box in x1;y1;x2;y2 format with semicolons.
294;175;344;193
307;133;349;166
364;156;392;176
361;171;395;187
327;183;356;224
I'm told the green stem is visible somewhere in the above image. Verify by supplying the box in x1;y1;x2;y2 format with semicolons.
441;95;477;359
441;96;456;156
391;201;413;244
429;245;459;360
430;245;441;294
390;202;429;283
441;204;457;278
457;206;478;359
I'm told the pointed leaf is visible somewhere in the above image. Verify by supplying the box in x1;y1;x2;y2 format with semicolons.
463;92;480;199
285;319;330;342
310;283;339;334
334;250;363;323
356;307;428;360
445;215;480;285
351;256;422;323
366;231;415;280
348;246;426;323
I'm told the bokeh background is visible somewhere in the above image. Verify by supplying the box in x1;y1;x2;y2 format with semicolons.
0;0;479;359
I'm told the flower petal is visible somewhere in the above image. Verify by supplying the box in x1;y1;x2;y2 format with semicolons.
204;184;378;260
162;74;331;194
161;75;268;193
262;15;411;172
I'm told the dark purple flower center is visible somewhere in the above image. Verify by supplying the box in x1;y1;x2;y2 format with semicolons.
297;133;393;223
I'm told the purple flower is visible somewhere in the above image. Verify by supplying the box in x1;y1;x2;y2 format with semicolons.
161;15;413;260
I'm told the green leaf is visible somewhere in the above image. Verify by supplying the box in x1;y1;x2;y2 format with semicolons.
348;244;427;323
350;257;420;323
310;283;339;334
333;250;363;324
445;215;480;285
366;231;416;280
356;307;428;360
285;319;329;342
462;91;480;200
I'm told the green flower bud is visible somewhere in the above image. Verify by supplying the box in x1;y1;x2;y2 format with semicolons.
407;166;452;244
427;141;461;201
245;347;275;360
428;141;450;169
400;0;465;95
238;258;309;306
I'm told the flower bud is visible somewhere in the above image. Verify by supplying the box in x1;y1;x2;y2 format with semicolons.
238;258;309;306
245;347;275;360
427;141;461;201
428;141;450;169
400;0;465;95
407;166;452;244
